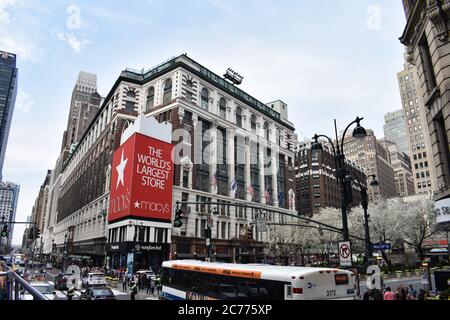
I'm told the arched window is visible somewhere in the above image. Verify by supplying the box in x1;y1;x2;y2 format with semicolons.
250;115;257;133
219;98;227;119
236;107;243;128
145;87;155;112
264;122;270;140
163;79;172;105
201;88;209;111
127;90;136;98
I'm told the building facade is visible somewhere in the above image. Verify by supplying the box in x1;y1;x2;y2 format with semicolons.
341;129;398;200
400;0;450;207
0;51;18;181
295;141;367;216
397;53;437;196
383;110;410;155
61;71;102;158
0;182;19;253
42;54;297;270
383;140;415;197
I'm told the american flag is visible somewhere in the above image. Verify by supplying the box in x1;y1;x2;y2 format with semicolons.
210;171;218;187
264;187;271;203
230;179;238;196
247;184;255;198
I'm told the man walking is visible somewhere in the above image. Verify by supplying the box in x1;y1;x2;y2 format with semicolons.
130;281;138;301
122;274;128;292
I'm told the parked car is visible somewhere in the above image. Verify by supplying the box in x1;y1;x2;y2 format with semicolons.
81;273;107;288
20;282;57;300
80;287;116;300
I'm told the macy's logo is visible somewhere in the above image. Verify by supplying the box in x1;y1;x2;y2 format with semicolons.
134;200;170;214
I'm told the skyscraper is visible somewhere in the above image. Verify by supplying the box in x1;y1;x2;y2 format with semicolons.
384;110;409;155
342;129;398;201
61;71;102;156
0;51;18;181
396;54;437;196
0;182;20;253
383;139;415;197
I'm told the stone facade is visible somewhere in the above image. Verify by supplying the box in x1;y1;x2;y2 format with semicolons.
342;129;398;201
400;0;450;204
397;54;438;196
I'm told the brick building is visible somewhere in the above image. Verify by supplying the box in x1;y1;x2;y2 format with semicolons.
295;141;367;216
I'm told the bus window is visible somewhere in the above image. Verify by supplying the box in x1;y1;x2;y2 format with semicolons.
285;285;293;299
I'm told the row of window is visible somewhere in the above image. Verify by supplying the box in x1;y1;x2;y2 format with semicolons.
162;269;286;300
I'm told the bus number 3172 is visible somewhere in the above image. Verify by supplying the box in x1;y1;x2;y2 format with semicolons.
326;290;337;297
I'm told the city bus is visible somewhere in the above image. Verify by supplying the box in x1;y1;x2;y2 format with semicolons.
161;260;357;300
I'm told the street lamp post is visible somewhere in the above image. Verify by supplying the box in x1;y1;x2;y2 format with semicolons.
0;215;5;254
352;174;379;263
63;233;68;271
312;117;367;242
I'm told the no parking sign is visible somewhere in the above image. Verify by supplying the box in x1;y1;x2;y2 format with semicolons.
338;241;352;267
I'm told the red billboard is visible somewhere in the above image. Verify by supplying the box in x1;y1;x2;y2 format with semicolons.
108;133;174;223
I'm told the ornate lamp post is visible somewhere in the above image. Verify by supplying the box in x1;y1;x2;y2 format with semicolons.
312;117;368;241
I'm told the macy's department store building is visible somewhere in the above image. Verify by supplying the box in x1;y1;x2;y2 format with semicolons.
54;54;297;272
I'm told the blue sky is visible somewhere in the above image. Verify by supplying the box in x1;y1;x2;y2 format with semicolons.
1;0;407;244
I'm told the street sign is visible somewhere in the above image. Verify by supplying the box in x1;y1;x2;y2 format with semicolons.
371;242;391;251
338;241;352;267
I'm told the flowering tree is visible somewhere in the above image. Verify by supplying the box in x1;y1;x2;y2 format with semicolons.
399;199;438;260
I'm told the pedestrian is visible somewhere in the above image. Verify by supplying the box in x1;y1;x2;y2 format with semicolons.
383;287;396;300
130;281;138;301
363;289;373;300
418;289;425;300
371;288;383;301
67;287;76;301
155;276;161;297
150;278;155;296
122;275;128;291
138;274;144;291
397;285;407;300
408;285;417;299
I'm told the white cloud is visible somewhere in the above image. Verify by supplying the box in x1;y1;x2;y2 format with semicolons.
0;0;18;24
15;91;34;113
0;0;39;59
55;30;91;54
88;5;152;25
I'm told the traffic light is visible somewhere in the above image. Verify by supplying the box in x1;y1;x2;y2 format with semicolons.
35;229;41;239
1;224;7;238
344;175;353;204
174;208;183;228
246;226;253;240
204;228;212;239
